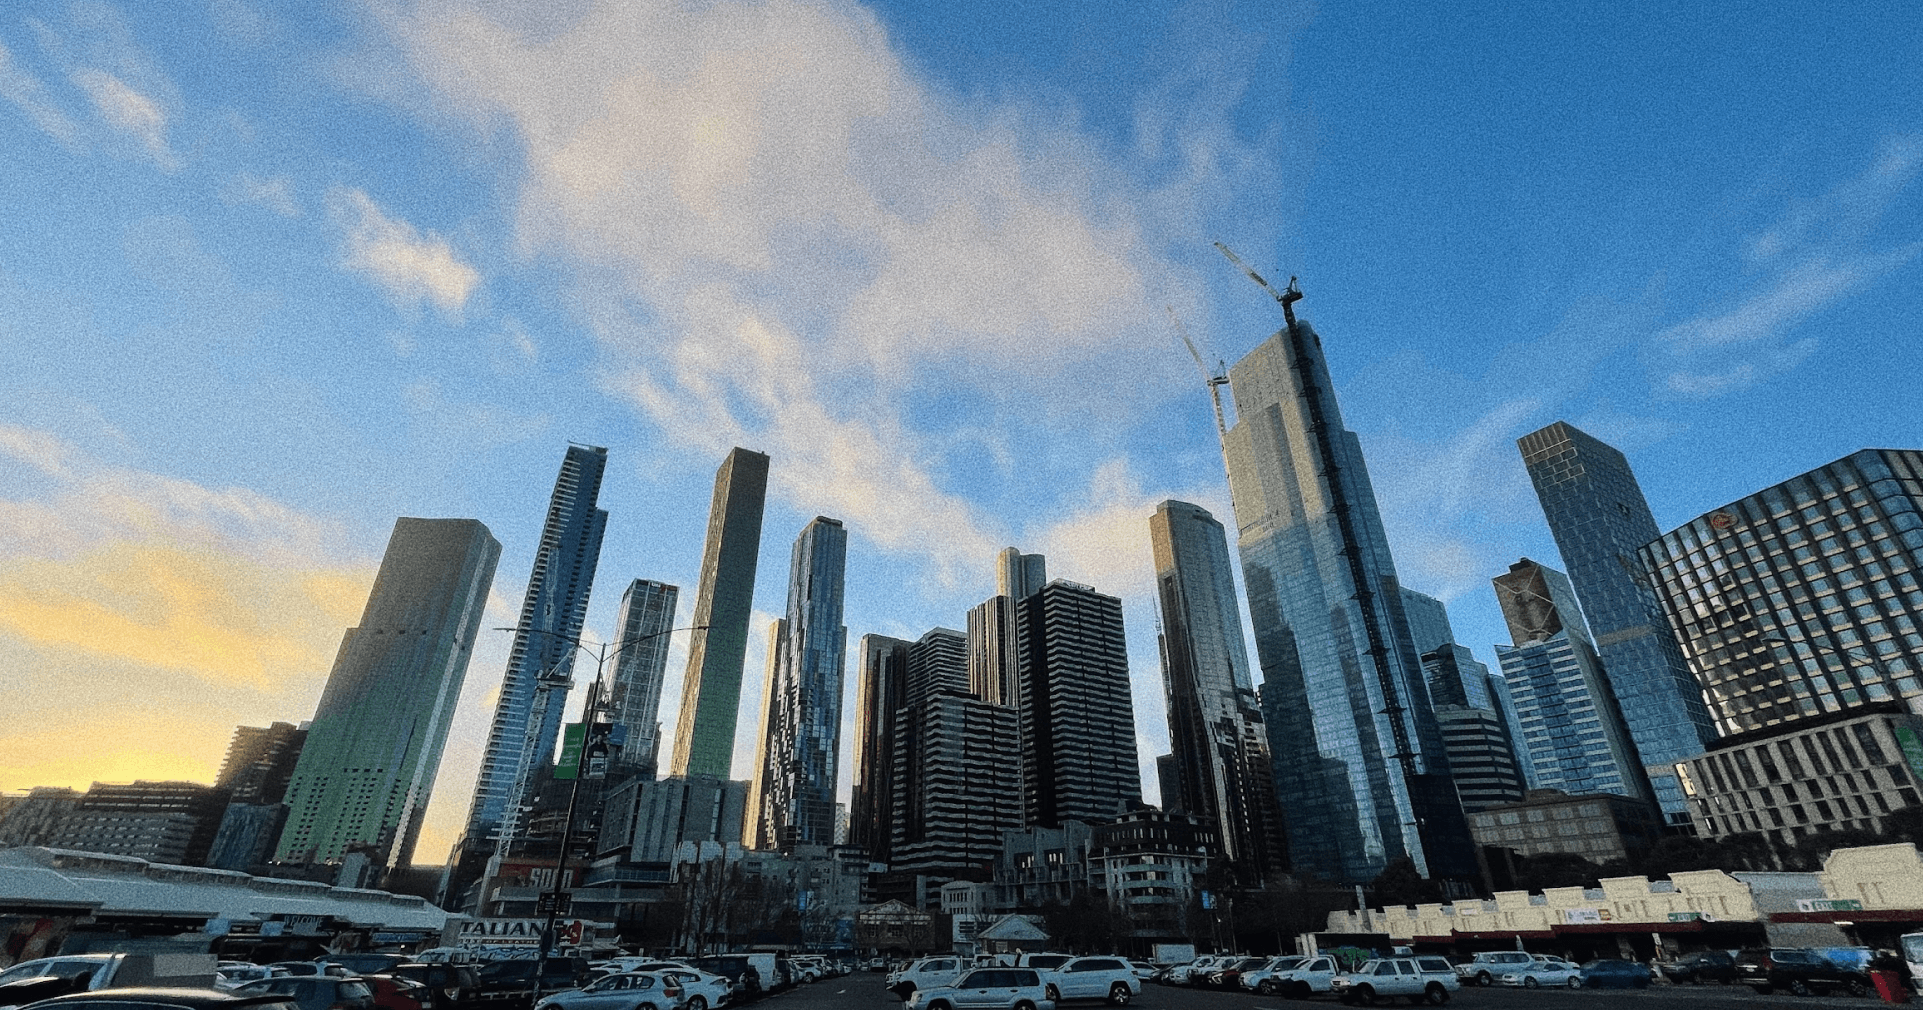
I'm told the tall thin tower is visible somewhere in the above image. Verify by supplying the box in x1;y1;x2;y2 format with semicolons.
750;517;849;849
278;518;499;867
670;448;772;778
1150;499;1287;883
605;579;680;776
1217;260;1475;883
463;445;608;843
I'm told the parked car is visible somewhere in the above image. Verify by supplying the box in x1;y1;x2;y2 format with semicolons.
364;976;430;1010
470;958;591;1009
1254;955;1341;999
1498;957;1581;989
18;988;299;1010
1239;956;1305;995
888;957;969;1000
529;973;688;1010
0;954;220;1008
1206;957;1268;990
1331;957;1458;1006
1124;962;1157;984
1660;950;1737;985
685;956;759;1003
1735;948;1871;997
904;968;1053;1010
1578;960;1652;989
1044;958;1136;1005
1452;951;1533;987
266;965;351;980
1161;957;1219;986
388;963;481;1010
328;957;413;978
233;976;377;1010
866;959;888;973
215;967;289;991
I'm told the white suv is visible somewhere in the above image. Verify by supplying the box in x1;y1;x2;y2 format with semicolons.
905;967;1055;1010
1332;957;1459;1006
1244;954;1341;996
888;956;968;1000
1045;957;1136;1005
1163;957;1220;985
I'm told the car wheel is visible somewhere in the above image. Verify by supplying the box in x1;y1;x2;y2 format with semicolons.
1523;976;1540;989
1567;976;1582;989
1044;984;1060;1002
687;998;708;1010
1295;981;1314;999
1848;979;1869;998
1789;979;1812;997
1015;1003;1036;1010
1261;979;1279;995
1356;984;1378;1005
893;982;917;999
1424;983;1449;1005
1108;982;1132;1005
1476;972;1493;987
928;1002;953;1010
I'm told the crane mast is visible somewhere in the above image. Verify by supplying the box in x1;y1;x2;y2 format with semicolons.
1167;305;1230;456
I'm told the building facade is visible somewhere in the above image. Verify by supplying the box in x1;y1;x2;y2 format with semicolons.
1676;703;1923;845
993;821;1096;911
598;774;749;864
751;517;849;850
279;517;500;866
1017;580;1142;827
671;447;771;779
1090;809;1215;940
605;579;680;776
1149;499;1286;883
466;445;608;844
889;693;1023;879
1432;706;1528;812
1224;292;1475;883
216;722;308;806
56;781;229;866
850;635;911;860
1640;449;1923;736
909;627;969;703
1465;788;1663;865
1492;558;1651;803
1519;421;1718;827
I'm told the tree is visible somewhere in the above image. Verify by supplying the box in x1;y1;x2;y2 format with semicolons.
1368;857;1441;908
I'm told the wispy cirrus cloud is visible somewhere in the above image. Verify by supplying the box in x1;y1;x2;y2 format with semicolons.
1657;135;1923;396
0;41;82;146
327;185;480;316
72;67;175;168
224;172;301;216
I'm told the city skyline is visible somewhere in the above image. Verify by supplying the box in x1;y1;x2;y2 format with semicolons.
2;1;1919;868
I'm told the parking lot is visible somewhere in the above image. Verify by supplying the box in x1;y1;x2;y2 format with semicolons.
763;974;1890;1009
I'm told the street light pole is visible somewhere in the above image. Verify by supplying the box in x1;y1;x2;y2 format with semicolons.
493;622;704;997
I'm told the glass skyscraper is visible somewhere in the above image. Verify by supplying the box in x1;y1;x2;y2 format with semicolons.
670;447;771;778
750;516;848;850
1518;421;1716;826
464;444;608;843
278;518;500;866
849;634;911;860
1150;499;1286;883
605;578;680;776
1639;449;1923;735
1491;558;1651;802
1225;296;1475;883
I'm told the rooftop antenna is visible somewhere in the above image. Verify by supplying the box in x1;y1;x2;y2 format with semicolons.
1214;241;1302;330
1167;305;1230;454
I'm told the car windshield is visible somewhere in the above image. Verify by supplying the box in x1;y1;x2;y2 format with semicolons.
1269;958;1304;971
1027;956;1068;970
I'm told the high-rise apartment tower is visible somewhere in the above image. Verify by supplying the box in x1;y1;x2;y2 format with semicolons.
1017;579;1142;827
605;579;680;775
849;634;911;859
670;448;771;778
750;517;848;850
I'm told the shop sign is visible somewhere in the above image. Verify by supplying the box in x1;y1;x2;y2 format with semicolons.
459;918;590;946
1563;908;1610;924
1795;899;1864;913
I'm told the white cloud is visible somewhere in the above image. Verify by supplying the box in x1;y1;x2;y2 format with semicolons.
326;185;480;316
72;68;175;168
0;41;82;146
224;172;301;216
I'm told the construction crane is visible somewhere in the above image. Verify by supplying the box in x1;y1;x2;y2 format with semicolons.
1167;305;1230;454
1214;241;1302;330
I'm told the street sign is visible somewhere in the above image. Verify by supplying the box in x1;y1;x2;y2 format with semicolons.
536;892;573;915
554;723;587;779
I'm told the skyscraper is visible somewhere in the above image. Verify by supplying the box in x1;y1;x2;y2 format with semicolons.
605;579;680;775
464;445;609;843
889;691;1022;879
1017;579;1142;827
909;627;968;703
216;722;308;806
750;517;848;850
1223;286;1475;882
849;634;911;859
998;548;1048;600
1518;421;1717;827
1492;558;1651;802
1149;499;1286;883
278;518;500;866
670;447;771;779
1639;449;1923;735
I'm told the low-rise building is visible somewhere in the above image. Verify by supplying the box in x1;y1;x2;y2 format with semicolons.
1090;809;1212;940
1676;702;1923;844
990;821;1094;911
1466;789;1662;865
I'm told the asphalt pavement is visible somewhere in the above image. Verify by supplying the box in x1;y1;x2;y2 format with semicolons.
759;973;1902;1009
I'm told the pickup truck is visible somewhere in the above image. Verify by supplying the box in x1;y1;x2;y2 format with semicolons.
1246;954;1341;997
0;953;218;1009
1332;957;1460;1006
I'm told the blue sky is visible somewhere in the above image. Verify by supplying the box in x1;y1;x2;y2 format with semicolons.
1;0;1918;865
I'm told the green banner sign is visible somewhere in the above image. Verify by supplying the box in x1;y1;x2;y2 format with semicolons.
554;722;587;779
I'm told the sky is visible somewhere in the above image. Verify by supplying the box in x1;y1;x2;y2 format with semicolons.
1;0;1919;868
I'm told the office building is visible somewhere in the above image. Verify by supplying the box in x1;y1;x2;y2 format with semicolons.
1639;449;1923;735
599;774;748;864
1423;644;1529;810
1017;579;1142;827
1401;587;1456;658
909;627;968;703
750;517;849;850
670;447;771;779
1149;499;1287;883
1223;287;1475;883
992;820;1096;911
849;635;911;859
279;517;501;866
889;692;1023;878
205;803;289;871
0;787;79;847
968;550;1044;708
58;781;230;866
605;579;680;775
1676;702;1923;844
216;722;308;805
466;445;609;844
1492;558;1651;803
1519;421;1718;827
1465;789;1663;865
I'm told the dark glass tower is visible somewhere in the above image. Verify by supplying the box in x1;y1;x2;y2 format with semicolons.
464;445;608;843
1224;288;1475;883
670;447;771;778
750;517;848;849
605;579;680;776
1518;421;1717;826
849;634;911;859
1017;579;1142;827
1150;499;1287;883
